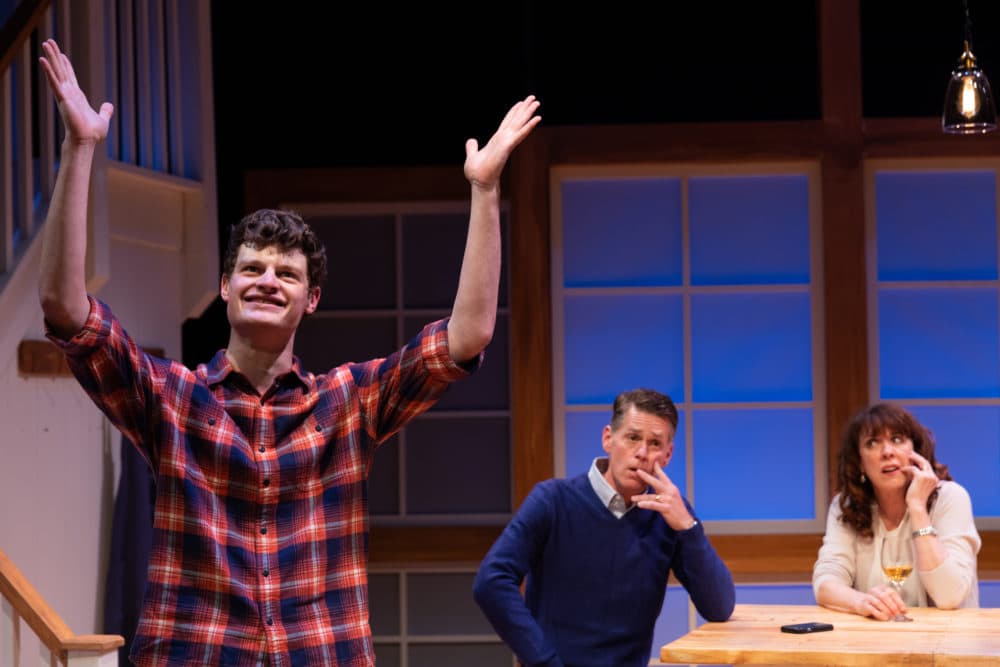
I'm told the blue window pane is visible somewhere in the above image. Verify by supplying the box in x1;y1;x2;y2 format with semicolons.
689;174;811;285
564;295;684;404
565;411;610;478
909;406;1000;517
651;585;690;651
668;415;686;500
691;293;813;402
565;411;687;498
878;288;1000;399
561;178;682;287
693;409;814;520
735;583;816;605
981;581;1000;607
876;170;998;281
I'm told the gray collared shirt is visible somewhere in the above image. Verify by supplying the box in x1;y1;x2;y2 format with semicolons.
587;457;634;519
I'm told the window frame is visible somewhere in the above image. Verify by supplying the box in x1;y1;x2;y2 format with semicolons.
289;200;514;527
549;161;828;535
863;156;1000;530
368;563;514;667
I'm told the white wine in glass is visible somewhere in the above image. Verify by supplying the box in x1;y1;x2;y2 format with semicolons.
880;537;914;622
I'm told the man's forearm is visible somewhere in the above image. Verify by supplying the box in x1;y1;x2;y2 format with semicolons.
39;141;97;338
447;184;501;362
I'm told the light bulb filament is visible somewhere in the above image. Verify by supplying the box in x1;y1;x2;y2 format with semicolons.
961;76;981;118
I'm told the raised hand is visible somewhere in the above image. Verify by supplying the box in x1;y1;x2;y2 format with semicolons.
904;451;939;509
39;39;114;146
632;467;696;531
464;95;541;192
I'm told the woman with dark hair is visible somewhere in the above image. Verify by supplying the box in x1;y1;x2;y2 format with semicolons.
813;402;981;620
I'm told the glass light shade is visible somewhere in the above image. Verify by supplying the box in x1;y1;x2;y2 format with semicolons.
943;46;998;134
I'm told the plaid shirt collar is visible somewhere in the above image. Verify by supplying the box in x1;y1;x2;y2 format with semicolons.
203;348;313;392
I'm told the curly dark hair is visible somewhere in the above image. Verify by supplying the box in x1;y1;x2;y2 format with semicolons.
222;209;328;289
836;402;952;539
610;388;678;432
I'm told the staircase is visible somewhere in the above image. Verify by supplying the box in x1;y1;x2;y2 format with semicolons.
1;0;219;343
1;548;122;666
0;1;219;663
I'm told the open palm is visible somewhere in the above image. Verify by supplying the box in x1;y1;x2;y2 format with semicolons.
464;95;541;189
39;39;113;144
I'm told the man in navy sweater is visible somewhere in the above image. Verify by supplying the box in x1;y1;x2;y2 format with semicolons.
473;388;735;667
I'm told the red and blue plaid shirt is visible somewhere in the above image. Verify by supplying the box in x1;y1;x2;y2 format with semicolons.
50;297;478;666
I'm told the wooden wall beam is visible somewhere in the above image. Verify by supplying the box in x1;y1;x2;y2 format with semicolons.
546;121;825;164
369;527;1000;581
243;166;469;212
508;130;555;506
18;339;165;377
865;117;1000;157
819;0;868;496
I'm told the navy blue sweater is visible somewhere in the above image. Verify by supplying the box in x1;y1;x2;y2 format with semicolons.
473;474;735;667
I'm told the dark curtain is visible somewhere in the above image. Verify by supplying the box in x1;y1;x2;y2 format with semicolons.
103;436;156;665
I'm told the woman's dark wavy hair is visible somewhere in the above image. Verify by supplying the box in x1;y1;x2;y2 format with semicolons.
222;209;327;289
837;402;952;539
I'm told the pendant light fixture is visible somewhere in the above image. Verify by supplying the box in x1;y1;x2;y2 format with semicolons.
942;0;997;134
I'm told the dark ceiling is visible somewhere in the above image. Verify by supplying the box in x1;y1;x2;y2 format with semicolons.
210;1;1000;219
188;1;1000;364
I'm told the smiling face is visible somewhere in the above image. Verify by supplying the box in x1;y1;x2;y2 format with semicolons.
220;243;320;346
602;405;674;499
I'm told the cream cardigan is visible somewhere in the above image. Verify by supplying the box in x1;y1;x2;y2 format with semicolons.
812;481;981;609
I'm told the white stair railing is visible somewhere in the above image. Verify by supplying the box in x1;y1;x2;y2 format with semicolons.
0;0;219;315
0;0;218;661
0;0;61;292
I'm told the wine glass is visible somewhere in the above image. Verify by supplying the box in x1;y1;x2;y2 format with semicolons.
880;537;914;622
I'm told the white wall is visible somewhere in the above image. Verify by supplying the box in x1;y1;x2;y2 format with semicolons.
0;0;218;658
1;308;110;660
0;167;195;661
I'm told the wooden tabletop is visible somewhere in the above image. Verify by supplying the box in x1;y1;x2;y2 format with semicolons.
656;603;1000;666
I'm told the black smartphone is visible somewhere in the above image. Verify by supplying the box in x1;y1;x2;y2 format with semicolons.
780;622;834;634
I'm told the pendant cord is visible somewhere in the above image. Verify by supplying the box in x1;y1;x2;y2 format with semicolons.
963;0;973;51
